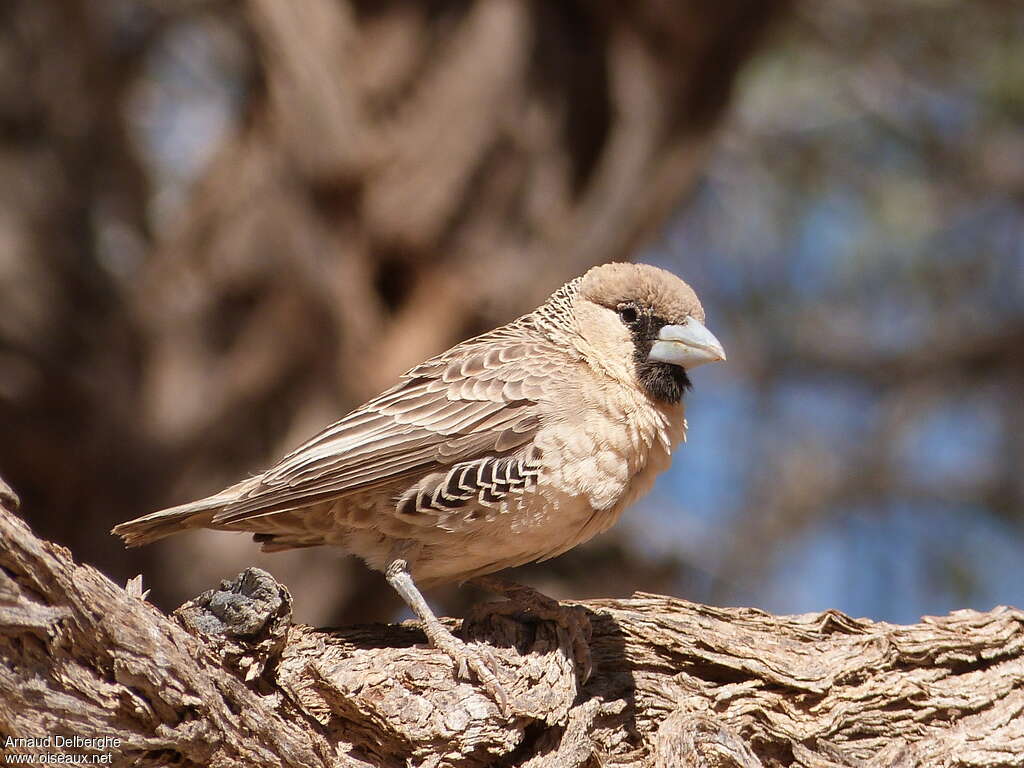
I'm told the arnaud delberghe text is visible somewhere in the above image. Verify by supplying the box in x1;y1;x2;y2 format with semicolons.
4;736;122;750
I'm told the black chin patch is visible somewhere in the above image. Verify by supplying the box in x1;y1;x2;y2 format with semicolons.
626;310;691;404
636;360;691;403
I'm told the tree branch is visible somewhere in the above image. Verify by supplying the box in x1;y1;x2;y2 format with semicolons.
1;479;1021;767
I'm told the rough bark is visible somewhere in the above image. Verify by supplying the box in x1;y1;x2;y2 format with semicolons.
2;480;1022;768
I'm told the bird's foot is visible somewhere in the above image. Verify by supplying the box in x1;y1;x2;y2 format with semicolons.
419;614;509;715
384;554;511;714
469;575;593;684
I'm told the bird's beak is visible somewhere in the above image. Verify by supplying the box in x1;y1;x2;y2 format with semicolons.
648;318;726;369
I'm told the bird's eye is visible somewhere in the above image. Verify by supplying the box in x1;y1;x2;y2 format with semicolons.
617;304;639;325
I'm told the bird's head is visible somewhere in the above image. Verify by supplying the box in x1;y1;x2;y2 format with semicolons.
571;262;726;403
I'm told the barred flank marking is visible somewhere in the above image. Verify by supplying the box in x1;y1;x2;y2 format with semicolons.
398;454;541;517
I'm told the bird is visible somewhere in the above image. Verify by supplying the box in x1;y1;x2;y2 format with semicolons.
113;262;725;709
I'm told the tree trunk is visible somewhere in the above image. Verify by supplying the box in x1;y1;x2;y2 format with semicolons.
2;480;1021;767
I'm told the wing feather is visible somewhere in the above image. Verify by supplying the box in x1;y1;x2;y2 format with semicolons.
210;330;570;526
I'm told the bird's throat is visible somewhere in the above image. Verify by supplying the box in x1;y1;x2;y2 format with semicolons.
635;359;691;403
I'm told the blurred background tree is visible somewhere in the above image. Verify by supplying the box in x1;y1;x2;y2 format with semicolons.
1;0;1021;628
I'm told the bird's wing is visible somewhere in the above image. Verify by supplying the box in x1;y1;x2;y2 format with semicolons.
211;325;573;525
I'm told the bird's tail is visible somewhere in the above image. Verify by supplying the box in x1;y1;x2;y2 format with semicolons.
111;480;253;547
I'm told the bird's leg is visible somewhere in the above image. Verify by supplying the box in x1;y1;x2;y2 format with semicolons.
384;550;508;713
469;575;592;683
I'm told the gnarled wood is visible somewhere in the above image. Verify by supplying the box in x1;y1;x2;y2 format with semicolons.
1;480;1022;767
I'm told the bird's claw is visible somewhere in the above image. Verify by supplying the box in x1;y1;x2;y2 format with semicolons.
459;643;509;715
424;622;510;715
469;576;593;684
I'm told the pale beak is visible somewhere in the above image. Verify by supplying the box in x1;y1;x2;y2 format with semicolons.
648;317;727;369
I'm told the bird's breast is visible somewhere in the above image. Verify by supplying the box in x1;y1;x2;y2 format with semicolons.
539;384;686;519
